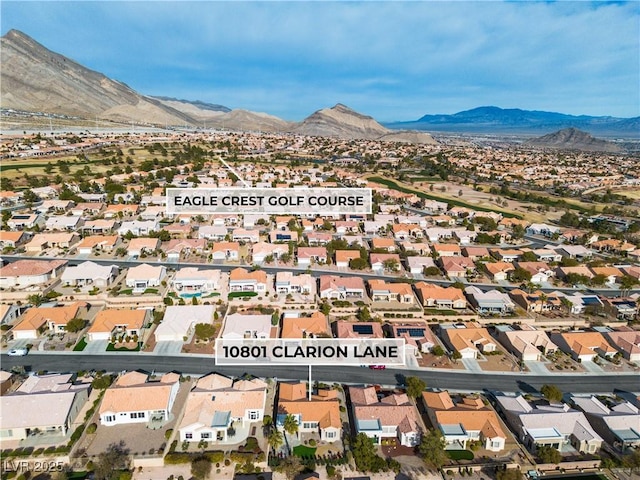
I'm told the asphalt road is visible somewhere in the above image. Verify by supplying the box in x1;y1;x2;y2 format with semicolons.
2;353;638;394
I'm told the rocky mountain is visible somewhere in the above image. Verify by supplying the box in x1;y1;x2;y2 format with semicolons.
152;96;230;122
0;29;197;125
526;127;622;152
207;109;294;133
388;106;639;137
294;104;436;143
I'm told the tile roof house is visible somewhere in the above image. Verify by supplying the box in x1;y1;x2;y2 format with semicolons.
0;376;89;441
600;328;640;362
319;275;365;300
549;331;617;362
422;391;506;451
25;233;80;253
99;372;180;426
0;231;28;249
60;261;119;288
212;241;240;261
87;309;148;342
495;325;558;361
277;381;342;443
154;305;215;342
570;395;640;452
12;302;88;339
335;250;361;268
509;289;562;313
275;272;315;296
281;312;330;339
334;321;384;339
172;268;222;297
464;286;515;315
349;386;423;447
127;238;161;257
0;259;67;288
297;247;328;266
165;239;207;260
369;253;402;273
371;238;397;252
483;262;515;282
415;283;466;310
387;322;437;354
440;323;498;359
252;242;288;263
125;263;167;291
198;225;228;241
494;394;603;455
228;268;267;293
222;313;273;340
407;256;438;275
76;235;120;255
368;280;415;304
178;374;267;442
440;257;476;279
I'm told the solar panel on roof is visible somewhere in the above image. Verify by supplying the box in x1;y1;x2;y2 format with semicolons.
352;324;374;335
397;327;425;337
582;297;601;305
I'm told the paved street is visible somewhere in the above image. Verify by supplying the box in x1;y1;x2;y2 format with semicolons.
2;352;638;394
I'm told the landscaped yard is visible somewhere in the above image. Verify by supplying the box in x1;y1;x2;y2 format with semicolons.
446;450;474;461
293;445;317;457
73;337;88;351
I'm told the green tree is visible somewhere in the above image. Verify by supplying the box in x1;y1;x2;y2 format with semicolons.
382;258;400;272
268;428;284;451
452;350;462;362
511;267;532;283
27;294;44;307
282;414;299;438
419;429;447;469
349;257;368;270
432;345;445;356
65;317;86;333
519;251;538;262
22;189;40;206
194;323;216;341
272;455;304;480
190;456;212;480
622;448;640;473
537;445;562;464
93;441;130;480
496;469;524;480
540;384;563;402
405;376;427;398
351;432;387;472
424;266;442;276
357;306;371;322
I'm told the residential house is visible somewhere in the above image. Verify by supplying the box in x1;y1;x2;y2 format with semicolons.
82;219;117;235
370;253;402;273
432;244;462;258
76;235;120;255
228;268;267;293
221;313;273;339
532;249;562;263
494;394;602;454
334;321;384;339
464;286;515;315
570;395;640;452
0;259;67;288
0;376;89;441
178;374;267;442
462;246;490;261
335;250;361;268
87;309;148;342
198;225;228;241
495;325;557;361
368;280;415;304
125;263;166;291
557;245;594;261
281;312;330;339
601;328;640;362
440;323;498;359
509;289;562;313
526;223;561;237
371;238;397;252
514;262;554;284
550;331;617;362
252;242;288;263
25;233;79;253
319;276;365;300
590;266;624;286
117;220;159;236
12;302;88;339
407;256;438;275
60;261;118;288
440;257;476;279
127;238;160;257
297;247;328;267
212;241;240;261
172;268;222;297
349;386;422;447
491;249;523;263
422;391;506;452
0;231;28;249
269;230;298;243
305;231;333;246
415;283;467;310
484;262;515;282
99;371;180;426
277;382;342;443
165;238;207;260
44;216;83;232
7;213;44;230
388;322;437;354
275;272;315;296
154;305;215;342
558;292;604;314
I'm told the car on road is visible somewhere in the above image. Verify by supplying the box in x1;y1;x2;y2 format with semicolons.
7;348;28;356
369;364;386;370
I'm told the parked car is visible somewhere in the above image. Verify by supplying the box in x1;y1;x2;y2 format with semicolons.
7;348;28;356
369;364;386;370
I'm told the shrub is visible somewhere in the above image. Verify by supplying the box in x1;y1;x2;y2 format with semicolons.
86;423;97;434
165;428;174;440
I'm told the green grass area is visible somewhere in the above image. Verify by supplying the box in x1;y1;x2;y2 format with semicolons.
293;445;317;457
369;176;522;219
73;337;87;351
228;291;258;299
118;289;133;295
143;288;159;294
106;343;141;352
446;450;474;460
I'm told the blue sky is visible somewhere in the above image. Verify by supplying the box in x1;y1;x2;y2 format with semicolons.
2;1;638;121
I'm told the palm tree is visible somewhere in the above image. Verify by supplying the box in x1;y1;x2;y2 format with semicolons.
282;414;299;455
268;429;284;453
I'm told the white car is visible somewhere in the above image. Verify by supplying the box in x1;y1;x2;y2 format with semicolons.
7;348;28;356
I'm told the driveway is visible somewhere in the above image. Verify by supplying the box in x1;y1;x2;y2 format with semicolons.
582;360;604;373
153;341;184;355
84;340;109;353
526;360;552;375
461;358;482;372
